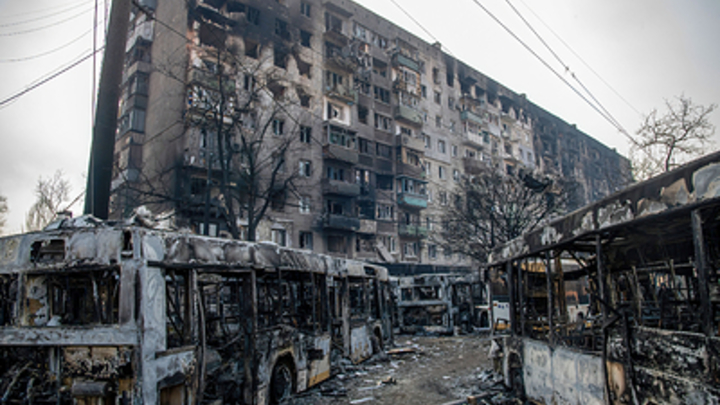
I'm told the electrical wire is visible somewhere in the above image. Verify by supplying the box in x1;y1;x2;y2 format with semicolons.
467;0;641;147
0;0;89;20
0;0;92;28
514;0;642;116
0;6;93;36
0;48;103;109
0;28;92;63
387;0;454;57
503;0;627;135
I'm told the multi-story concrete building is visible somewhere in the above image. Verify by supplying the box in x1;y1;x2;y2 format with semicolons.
111;0;630;268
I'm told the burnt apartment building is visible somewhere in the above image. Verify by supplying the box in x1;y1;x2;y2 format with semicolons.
110;0;630;267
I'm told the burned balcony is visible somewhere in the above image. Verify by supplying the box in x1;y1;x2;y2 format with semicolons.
189;68;236;93
322;214;360;231
396;162;424;180
398;224;428;238
323;144;359;164
396;134;425;152
394;105;423;127
324;83;357;105
322;178;360;196
324;42;357;72
463;156;485;175
391;52;421;73
460;110;484;126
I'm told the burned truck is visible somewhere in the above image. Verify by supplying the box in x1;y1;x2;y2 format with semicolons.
0;220;392;404
486;151;720;404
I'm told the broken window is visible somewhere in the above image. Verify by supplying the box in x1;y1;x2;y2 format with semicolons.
273;45;288;68
198;23;227;49
358;104;369;125
299;125;312;143
299;231;313;249
244;39;259;58
300;30;312;48
325;12;343;34
271;229;287;246
373;86;390;103
26;269;121;327
274;18;290;40
349;277;368;320
297;59;312;78
165;269;191;348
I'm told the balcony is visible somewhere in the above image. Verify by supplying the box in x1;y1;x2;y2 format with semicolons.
463;157;485;175
323;144;358;164
460;110;484;126
392;52;421;72
398;224;428;238
322;214;360;231
396;134;424;152
322;179;360;196
358;219;377;234
397;193;428;209
325;47;357;72
190;68;236;93
394;105;423;127
462;130;484;148
324;83;357;105
396;162;424;179
125;19;154;52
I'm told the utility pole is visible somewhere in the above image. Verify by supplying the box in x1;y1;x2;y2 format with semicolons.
84;0;131;218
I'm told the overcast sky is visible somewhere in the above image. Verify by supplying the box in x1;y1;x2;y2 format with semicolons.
0;0;718;235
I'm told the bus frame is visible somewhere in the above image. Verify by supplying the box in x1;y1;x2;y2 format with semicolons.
0;223;392;405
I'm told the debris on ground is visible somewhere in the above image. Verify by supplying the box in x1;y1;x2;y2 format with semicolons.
292;335;527;405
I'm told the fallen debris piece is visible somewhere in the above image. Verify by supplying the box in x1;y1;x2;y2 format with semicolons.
350;397;374;404
386;347;420;355
381;376;397;385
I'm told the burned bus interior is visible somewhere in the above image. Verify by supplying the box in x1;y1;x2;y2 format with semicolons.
0;224;392;405
487;152;720;404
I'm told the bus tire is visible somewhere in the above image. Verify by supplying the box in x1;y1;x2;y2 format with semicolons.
270;359;295;404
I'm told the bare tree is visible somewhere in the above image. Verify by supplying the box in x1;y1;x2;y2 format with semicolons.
437;168;566;262
631;95;716;181
25;171;71;231
0;194;7;235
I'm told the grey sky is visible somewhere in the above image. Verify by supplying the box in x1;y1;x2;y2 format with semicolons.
0;0;718;235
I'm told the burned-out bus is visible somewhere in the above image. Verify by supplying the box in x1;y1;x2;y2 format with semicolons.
486;152;720;404
393;272;488;334
0;222;392;405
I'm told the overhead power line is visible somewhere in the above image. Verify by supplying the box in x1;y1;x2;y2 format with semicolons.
467;0;641;147
0;0;92;28
503;0;627;134
514;0;642;116
0;28;92;63
387;0;454;56
0;48;103;109
0;0;90;20
0;6;93;36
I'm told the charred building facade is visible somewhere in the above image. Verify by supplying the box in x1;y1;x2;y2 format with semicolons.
110;0;630;267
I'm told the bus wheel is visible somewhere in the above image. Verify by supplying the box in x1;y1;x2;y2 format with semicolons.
270;361;294;404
